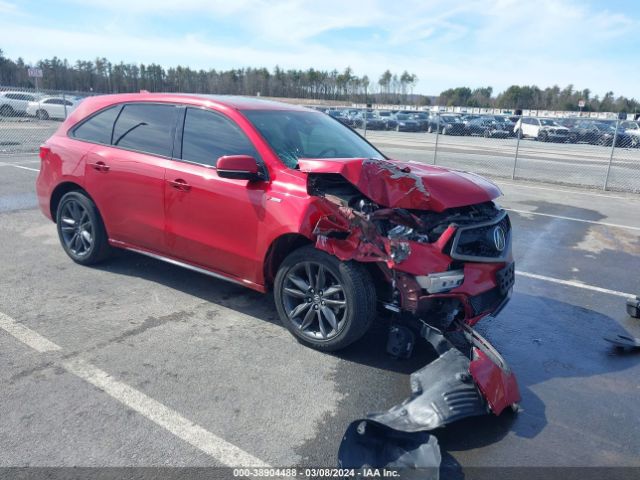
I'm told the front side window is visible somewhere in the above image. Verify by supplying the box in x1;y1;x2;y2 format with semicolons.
72;105;122;144
181;108;257;166
242;109;383;168
112;103;177;157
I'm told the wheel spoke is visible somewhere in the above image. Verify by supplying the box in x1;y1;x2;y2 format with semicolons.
323;298;346;308
70;233;80;251
317;310;327;338
80;231;91;250
61;217;75;226
289;302;311;319
284;287;307;298
304;263;313;286
288;275;310;292
315;265;326;291
299;307;315;331
321;306;337;331
323;285;343;297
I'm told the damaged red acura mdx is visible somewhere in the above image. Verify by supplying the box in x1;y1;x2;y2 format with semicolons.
37;93;514;351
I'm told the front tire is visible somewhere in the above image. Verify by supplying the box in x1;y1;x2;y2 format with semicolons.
56;191;111;265
274;246;376;351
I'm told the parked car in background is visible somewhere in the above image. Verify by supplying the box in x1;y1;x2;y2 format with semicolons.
571;120;632;146
466;117;511;138
489;115;517;136
355;111;386;130
376;110;398;130
392;113;421;132
26;96;78;120
460;114;481;134
620;120;640;147
0;91;42;117
325;109;353;127
427;114;465;135
514;117;570;142
555;118;581;143
411;112;430;131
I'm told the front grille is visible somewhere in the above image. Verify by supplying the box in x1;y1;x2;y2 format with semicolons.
450;212;511;262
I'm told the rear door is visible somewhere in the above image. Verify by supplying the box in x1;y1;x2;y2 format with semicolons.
164;107;267;283
82;102;179;250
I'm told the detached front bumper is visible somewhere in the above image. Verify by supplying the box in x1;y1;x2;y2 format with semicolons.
338;321;520;471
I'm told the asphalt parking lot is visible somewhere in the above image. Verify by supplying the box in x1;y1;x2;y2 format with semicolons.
1;144;639;475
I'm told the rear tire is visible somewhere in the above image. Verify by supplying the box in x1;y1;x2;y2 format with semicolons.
56;191;112;265
274;245;376;352
36;109;49;120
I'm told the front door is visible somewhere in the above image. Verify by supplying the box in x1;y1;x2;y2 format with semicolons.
164;107;267;284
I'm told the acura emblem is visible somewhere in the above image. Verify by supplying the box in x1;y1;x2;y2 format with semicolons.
493;226;506;252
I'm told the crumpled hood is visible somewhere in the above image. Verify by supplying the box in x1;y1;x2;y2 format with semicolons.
298;157;501;211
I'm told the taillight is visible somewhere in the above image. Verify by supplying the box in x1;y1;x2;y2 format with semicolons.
39;146;51;161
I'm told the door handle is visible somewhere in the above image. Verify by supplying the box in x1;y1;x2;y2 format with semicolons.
88;161;110;172
168;179;191;191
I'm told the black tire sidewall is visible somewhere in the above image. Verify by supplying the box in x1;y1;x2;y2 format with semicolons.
56;191;110;265
274;246;375;351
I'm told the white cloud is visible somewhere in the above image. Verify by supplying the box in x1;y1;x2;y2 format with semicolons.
0;0;637;98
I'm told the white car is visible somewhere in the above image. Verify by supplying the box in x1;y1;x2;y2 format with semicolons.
0;91;42;116
514;117;570;142
620;120;640;147
26;96;77;120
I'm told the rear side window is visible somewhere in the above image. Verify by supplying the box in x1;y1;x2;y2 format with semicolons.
72;106;121;144
181;108;257;166
113;103;177;157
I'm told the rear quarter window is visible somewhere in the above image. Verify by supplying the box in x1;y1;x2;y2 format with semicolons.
112;103;177;157
71;105;122;145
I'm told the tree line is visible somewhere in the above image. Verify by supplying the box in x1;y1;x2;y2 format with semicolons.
0;50;418;104
0;50;636;112
438;85;638;113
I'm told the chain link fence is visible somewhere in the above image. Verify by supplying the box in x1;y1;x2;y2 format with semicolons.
0;86;94;155
1;85;639;193
353;110;640;193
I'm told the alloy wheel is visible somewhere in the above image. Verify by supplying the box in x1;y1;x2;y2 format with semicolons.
59;199;94;256
282;262;347;341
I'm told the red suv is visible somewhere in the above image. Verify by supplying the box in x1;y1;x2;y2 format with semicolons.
37;93;514;351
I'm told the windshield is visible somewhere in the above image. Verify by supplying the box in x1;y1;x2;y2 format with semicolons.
242;110;384;168
442;116;459;122
396;114;411;120
413;113;428;119
540;119;559;126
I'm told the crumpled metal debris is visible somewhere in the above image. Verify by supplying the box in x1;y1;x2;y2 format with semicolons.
337;321;520;475
338;420;440;479
604;333;640;350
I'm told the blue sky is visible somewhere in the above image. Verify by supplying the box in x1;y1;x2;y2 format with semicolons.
0;0;638;98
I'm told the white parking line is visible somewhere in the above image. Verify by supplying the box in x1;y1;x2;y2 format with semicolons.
497;181;632;200
0;310;270;467
63;358;270;467
0;311;62;352
516;271;635;298
506;208;640;232
9;164;40;172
